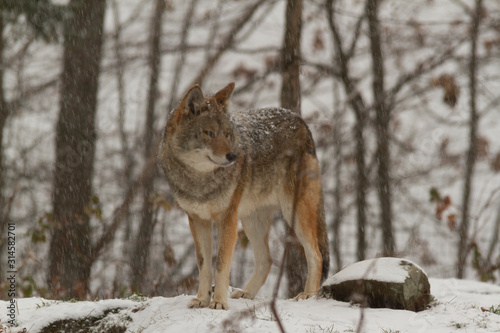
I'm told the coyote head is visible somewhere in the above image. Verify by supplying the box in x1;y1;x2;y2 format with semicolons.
162;82;238;173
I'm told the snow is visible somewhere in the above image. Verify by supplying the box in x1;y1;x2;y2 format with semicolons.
0;298;137;332
323;257;426;285
2;278;500;332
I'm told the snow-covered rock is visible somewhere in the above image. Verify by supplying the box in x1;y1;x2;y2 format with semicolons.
318;257;432;312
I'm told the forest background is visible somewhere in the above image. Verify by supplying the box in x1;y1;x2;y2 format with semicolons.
0;0;499;301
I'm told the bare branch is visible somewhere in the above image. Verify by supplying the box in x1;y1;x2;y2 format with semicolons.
203;0;225;63
345;7;366;60
167;0;199;111
6;77;59;113
188;0;268;87
90;152;158;264
387;39;466;111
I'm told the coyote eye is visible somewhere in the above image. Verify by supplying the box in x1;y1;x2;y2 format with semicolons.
224;132;231;140
204;130;214;138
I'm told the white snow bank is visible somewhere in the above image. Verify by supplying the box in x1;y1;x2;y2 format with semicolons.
1;278;500;333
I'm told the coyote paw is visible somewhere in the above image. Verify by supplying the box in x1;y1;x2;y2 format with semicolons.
293;291;317;301
209;300;229;310
188;297;210;308
230;289;255;299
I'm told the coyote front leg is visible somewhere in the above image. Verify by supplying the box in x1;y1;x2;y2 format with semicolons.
188;216;213;308
211;213;239;310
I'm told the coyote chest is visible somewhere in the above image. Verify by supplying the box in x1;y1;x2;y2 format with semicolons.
161;106;310;219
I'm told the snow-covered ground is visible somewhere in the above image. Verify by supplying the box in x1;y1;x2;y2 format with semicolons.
1;278;500;332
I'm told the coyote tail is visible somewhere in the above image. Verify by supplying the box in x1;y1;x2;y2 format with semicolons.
318;193;330;282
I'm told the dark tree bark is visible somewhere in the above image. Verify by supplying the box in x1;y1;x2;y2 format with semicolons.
457;0;483;279
48;0;106;299
353;104;368;262
280;0;302;114
366;0;394;256
131;0;166;293
280;0;308;298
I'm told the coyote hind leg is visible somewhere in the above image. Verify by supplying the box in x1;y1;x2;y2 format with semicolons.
280;156;324;300
230;209;273;299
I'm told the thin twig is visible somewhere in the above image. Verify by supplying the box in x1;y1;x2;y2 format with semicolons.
355;257;380;333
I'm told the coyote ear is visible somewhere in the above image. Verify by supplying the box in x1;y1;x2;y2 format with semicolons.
182;85;205;116
214;82;235;107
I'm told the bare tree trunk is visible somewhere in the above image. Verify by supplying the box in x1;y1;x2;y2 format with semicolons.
48;0;106;299
457;0;482;279
131;0;165;293
280;0;302;114
366;0;394;256
326;0;368;261
280;0;308;298
331;80;343;272
353;111;367;261
111;0;135;244
110;0;137;296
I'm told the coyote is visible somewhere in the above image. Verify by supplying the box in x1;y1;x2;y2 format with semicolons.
157;82;329;310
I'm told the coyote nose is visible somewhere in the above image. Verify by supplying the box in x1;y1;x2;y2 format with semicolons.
226;152;237;162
